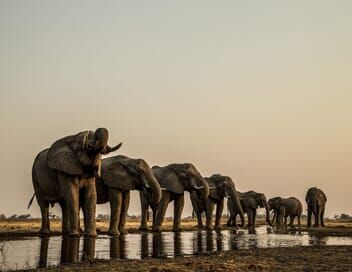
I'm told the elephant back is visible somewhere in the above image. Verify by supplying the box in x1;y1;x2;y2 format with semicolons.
152;166;184;195
100;156;135;191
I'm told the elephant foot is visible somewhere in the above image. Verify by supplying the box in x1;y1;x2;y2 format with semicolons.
206;225;214;231
119;228;128;235
214;225;222;231
172;227;182;232
68;230;81;237
197;224;204;229
85;230;97;237
139;226;149;231
108;229;120;236
152;227;161;233
39;228;50;235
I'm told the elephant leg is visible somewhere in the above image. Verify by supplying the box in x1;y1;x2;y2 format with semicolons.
247;210;253;227
119;191;130;234
82;178;97;237
252;209;257;226
173;194;184;232
314;206;321;227
59;174;80;237
206;200;215;230
320;206;326;227
139;191;149;231
60;202;69;234
38;198;50;234
289;215;294;226
109;189;122;235
307;207;312;227
196;210;203;228
298;214;301;227
284;216;288;226
215;199;224;230
152;191;171;232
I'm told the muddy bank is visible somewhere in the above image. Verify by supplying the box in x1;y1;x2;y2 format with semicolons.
1;219;352;239
19;246;352;272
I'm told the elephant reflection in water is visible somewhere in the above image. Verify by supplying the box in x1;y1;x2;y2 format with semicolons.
38;236;96;268
110;236;127;259
60;237;95;264
192;231;223;254
146;233;183;258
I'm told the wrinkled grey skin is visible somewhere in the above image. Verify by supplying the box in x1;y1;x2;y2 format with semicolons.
227;191;271;227
139;163;209;232
190;174;245;230
95;155;161;236
305;187;327;227
29;128;121;236
268;197;302;227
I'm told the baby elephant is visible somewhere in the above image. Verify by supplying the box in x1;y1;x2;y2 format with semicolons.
268;197;302;227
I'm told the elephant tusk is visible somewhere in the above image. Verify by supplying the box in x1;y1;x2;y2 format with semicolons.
208;186;216;190
160;187;167;191
193;185;204;190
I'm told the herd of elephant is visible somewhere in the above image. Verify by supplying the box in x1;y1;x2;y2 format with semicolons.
28;128;328;237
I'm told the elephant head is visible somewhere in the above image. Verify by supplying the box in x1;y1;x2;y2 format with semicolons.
101;156;161;206
207;174;245;226
47;128;122;176
154;163;209;201
268;197;284;225
253;192;271;225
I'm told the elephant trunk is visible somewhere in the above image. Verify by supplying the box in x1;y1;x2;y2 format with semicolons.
263;201;271;226
145;168;161;206
227;184;245;227
199;177;209;201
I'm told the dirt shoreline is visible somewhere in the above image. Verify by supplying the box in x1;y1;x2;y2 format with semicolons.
1;219;352;239
18;245;352;272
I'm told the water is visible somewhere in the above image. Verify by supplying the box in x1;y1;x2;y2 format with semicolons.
1;226;352;271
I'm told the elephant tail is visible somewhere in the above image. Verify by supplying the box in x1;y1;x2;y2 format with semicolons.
27;193;35;209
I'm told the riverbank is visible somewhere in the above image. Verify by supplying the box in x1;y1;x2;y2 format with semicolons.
1;219;352;239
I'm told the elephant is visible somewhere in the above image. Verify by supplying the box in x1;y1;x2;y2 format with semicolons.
268;197;302;227
190;174;245;230
227;191;271;227
139;163;209;232
305;187;327;227
29;128;122;236
94;155;161;235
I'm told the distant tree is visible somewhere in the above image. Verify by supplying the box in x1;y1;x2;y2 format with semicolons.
97;214;110;220
8;214;18;220
340;213;352;220
18;214;31;219
0;214;6;220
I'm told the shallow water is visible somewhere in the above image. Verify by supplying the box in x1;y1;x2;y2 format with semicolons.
1;226;352;271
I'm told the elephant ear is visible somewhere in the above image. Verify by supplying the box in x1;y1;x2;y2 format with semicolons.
100;157;135;190
153;167;184;194
47;140;83;175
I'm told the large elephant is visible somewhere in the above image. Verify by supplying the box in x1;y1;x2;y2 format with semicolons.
139;163;209;232
95;155;161;235
29;128;121;236
190;174;245;230
268;197;302;227
305;187;327;227
227;191;271;227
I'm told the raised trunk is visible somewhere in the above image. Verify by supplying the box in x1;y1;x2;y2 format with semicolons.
227;184;245;227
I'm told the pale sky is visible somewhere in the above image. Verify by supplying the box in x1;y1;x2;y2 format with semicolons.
0;1;351;218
